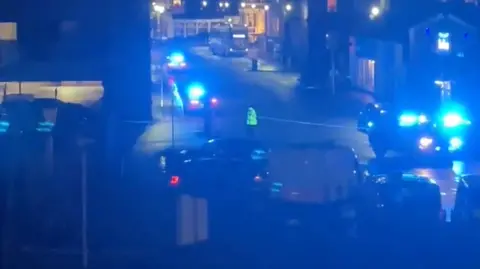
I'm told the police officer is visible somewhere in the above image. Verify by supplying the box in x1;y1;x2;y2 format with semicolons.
246;106;258;138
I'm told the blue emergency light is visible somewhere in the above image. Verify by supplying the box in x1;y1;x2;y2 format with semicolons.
398;113;428;127
169;52;185;64
187;83;205;100
438;103;471;128
442;113;470;128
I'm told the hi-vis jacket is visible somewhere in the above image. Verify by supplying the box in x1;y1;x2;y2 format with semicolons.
246;107;258;126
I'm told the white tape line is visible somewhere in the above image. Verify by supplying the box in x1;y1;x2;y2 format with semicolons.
258;116;355;129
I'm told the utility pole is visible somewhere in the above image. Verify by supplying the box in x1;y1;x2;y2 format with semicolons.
326;31;338;95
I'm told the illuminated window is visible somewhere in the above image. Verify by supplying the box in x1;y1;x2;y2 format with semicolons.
356;58;375;92
173;0;181;6
434;80;452;101
437;32;451;52
327;0;337;11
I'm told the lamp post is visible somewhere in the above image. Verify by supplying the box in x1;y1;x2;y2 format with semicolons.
153;4;165;38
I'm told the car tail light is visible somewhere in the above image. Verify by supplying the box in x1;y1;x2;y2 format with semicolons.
170;175;180;186
211;98;218;105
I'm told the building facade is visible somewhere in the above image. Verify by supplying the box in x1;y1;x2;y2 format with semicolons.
239;0;269;41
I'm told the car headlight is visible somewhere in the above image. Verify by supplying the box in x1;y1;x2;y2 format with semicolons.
442;113;471;128
398;113;428;127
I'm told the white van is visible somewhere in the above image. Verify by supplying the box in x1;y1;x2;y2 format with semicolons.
269;143;361;205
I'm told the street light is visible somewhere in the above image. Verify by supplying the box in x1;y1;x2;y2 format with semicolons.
240;2;246;8
369;6;380;19
202;0;207;7
264;5;269;10
251;4;256;8
153;4;165;39
285;3;292;11
154;4;165;13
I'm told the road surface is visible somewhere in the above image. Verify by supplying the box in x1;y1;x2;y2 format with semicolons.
0;44;473;268
186;45;480;211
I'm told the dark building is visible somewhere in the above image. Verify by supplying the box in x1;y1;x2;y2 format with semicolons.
303;0;480;91
348;4;480;104
183;0;239;18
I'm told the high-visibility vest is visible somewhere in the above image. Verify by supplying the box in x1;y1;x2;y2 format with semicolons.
246;107;257;126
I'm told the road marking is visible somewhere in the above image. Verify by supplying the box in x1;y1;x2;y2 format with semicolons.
258;116;356;129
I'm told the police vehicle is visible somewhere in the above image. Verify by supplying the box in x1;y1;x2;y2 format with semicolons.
357;102;471;158
174;81;219;114
165;52;188;71
156;138;270;201
209;24;249;57
159;51;189;88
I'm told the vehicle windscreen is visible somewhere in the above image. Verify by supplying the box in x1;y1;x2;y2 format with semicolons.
231;32;248;49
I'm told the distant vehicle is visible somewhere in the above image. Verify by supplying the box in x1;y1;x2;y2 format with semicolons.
209;24;249;57
174;81;219;114
159;51;189;86
156;138;269;201
357;102;470;158
165;52;188;70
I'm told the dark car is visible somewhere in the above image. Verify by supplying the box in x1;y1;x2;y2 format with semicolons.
357;173;443;233
358;103;469;158
452;174;480;225
155;138;269;200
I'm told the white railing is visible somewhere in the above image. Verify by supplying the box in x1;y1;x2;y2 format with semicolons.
0;81;103;106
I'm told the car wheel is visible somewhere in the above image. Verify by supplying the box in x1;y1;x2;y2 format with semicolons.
369;135;388;158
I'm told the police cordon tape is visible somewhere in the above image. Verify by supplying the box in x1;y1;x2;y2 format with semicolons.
122;117;356;130
258;116;356;129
